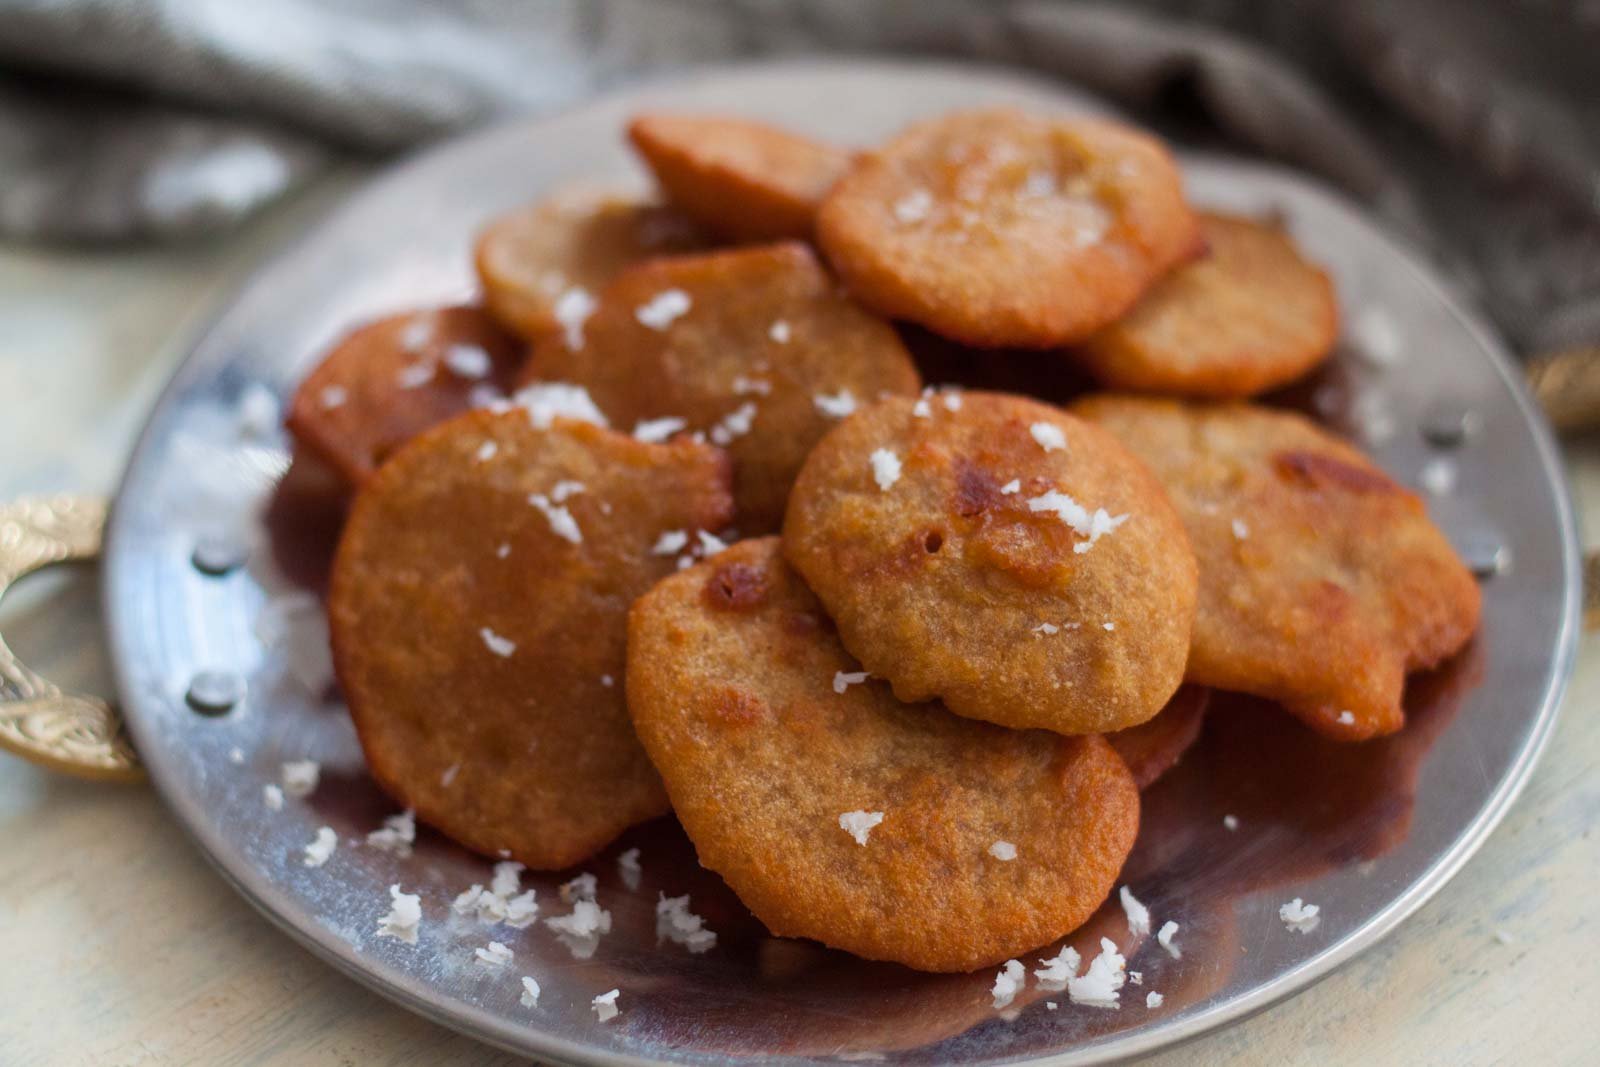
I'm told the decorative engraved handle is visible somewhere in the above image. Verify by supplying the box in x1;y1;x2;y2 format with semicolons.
0;495;143;782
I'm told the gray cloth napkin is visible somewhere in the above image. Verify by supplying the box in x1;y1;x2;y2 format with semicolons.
1;0;1595;357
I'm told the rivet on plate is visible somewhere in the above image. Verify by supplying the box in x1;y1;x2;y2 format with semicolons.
192;535;247;576
1420;405;1481;448
186;670;245;715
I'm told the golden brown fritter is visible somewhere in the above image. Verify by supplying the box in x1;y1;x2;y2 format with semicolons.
524;242;921;531
329;410;734;868
473;187;707;341
626;537;1140;973
1073;395;1481;740
286;305;523;487
628;113;854;242
816;108;1200;348
1107;685;1209;790
1071;212;1338;398
782;391;1197;735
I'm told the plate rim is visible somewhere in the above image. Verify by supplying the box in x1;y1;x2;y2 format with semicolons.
99;55;1583;1067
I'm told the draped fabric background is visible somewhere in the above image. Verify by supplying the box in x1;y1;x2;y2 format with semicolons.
1;0;1595;358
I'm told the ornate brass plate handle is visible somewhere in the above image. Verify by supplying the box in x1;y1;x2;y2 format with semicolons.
0;494;143;782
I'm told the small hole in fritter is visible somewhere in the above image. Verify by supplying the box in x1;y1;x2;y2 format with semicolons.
923;531;944;553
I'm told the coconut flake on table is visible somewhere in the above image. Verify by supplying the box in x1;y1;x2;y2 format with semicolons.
491;860;524;899
263;784;284;811
814;390;857;419
281;759;320;799
635;288;692;330
618;848;642;891
519;976;542;1008
1027;491;1129;554
892;188;934;225
560;872;598;904
1420;457;1458;496
1030;422;1067;452
504;891;540;929
376;884;422;944
633;416;687;443
1231;518;1250;540
1068;937;1127;1009
733;376;772;396
319;385;348;409
255;593;334;695
515;382;608;430
656;893;718;953
988;841;1018;861
1157;920;1182;958
592;989;621;1022
444;344;492;379
652;529;689;555
1119;886;1151;937
768;320;792;344
528;493;582;545
990;959;1026;1009
480;626;517;657
554;287;597;350
303;826;337;868
546;899;613;959
366;810;416;856
1033;946;1081;992
833;670;869;694
839;810;884;846
697;530;729;557
1001;479;1021;495
1280;898;1321;934
475;940;514;967
236;383;281;440
869;448;902;490
709;402;757;446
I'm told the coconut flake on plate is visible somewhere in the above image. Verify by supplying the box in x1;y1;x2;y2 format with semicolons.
376;884;422;944
656;893;718;953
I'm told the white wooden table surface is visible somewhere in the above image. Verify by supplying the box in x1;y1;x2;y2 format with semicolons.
2;172;1596;1067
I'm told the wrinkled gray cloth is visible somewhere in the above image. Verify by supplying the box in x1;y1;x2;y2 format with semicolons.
1;0;1596;356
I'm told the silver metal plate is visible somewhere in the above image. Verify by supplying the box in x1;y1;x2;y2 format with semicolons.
100;60;1580;1065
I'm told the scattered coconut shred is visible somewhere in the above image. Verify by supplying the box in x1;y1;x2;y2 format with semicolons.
366;810;416;856
515;382;608;430
1028;491;1128;554
869;448;902;490
656;893;718;954
555;287;597;350
480;626;517;658
280;758;320;799
633;416;687;443
376;884;422;944
302;826;337;868
1157;920;1182;959
833;670;869;694
528;493;582;545
1029;422;1066;453
991;959;1026;1009
592;989;622;1022
475;940;514;967
452;861;538;929
814;389;857;418
1280;898;1322;934
988;840;1018;861
262;784;284;811
652;529;690;555
1119;886;1151;938
545;874;613;959
635;288;692;330
839;810;884;846
520;976;542;1008
618;848;642;891
1068;938;1128;1009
